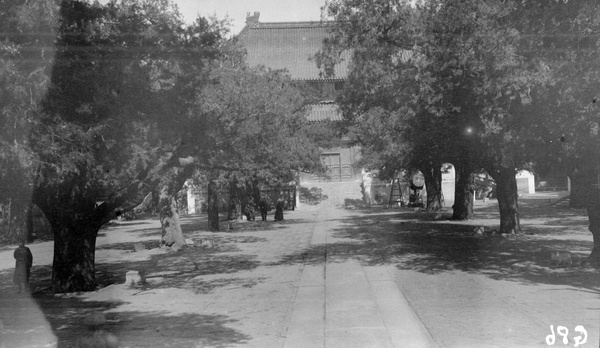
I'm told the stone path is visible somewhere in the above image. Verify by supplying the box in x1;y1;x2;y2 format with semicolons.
284;207;436;348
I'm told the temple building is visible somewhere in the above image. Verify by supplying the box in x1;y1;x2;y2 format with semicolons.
237;12;363;205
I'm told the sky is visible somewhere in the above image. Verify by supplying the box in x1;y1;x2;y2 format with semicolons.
175;0;329;35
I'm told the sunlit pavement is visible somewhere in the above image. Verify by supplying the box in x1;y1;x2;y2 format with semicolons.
281;198;599;348
283;207;436;348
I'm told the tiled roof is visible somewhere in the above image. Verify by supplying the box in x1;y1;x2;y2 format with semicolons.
238;21;350;80
306;103;343;122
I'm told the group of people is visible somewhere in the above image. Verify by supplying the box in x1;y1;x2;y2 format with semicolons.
241;197;286;222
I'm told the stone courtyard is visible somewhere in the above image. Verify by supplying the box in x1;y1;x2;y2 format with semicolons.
0;191;598;348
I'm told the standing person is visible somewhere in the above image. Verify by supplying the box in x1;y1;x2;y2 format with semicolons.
14;241;33;293
258;198;269;221
361;170;373;205
274;197;284;221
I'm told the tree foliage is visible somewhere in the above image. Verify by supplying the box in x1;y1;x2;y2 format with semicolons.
190;63;324;228
20;0;229;292
0;0;327;292
320;0;600;236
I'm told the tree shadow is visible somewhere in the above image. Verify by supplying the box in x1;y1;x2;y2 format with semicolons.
222;218;310;232
0;243;263;296
33;296;250;347
266;244;327;267
108;311;250;348
271;207;600;294
92;246;262;293
0;264;54;293
95;235;271;254
125;215;310;239
299;186;328;205
0;247;257;346
0;266;251;347
96;240;165;251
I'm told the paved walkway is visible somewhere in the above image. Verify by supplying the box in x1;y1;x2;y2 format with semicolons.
1;197;598;347
0;206;437;348
283;207;436;348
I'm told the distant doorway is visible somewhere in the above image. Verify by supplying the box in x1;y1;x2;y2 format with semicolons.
322;153;341;180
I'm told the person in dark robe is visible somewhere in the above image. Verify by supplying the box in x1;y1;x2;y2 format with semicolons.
14;241;33;293
274;197;284;221
258;199;269;221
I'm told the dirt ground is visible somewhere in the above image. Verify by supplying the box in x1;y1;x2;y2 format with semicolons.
0;192;599;347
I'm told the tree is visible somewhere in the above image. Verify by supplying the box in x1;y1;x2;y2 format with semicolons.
424;0;600;236
318;0;476;214
29;0;226;292
320;0;550;231
511;0;600;262
189;64;324;230
321;0;600;258
156;165;197;249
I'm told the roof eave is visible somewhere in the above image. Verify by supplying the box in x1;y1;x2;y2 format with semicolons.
294;77;346;82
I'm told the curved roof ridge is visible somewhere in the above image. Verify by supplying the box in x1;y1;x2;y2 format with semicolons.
253;21;334;27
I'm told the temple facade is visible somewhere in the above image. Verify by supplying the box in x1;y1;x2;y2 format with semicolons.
237;13;362;188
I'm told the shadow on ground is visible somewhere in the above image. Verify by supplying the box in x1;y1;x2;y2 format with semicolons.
113;215;309;240
33;295;250;347
0;209;316;348
0;242;259;347
95;246;261;294
0;241;263;297
272;205;600;294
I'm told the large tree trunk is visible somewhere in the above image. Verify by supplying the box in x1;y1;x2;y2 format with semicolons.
585;187;600;267
50;218;100;293
32;163;171;293
158;188;186;249
569;172;595;209
570;164;600;266
569;177;587;208
452;161;475;220
207;179;220;231
492;167;521;234
422;164;443;212
228;178;243;221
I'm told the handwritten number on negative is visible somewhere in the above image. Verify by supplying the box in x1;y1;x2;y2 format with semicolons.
546;325;588;347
